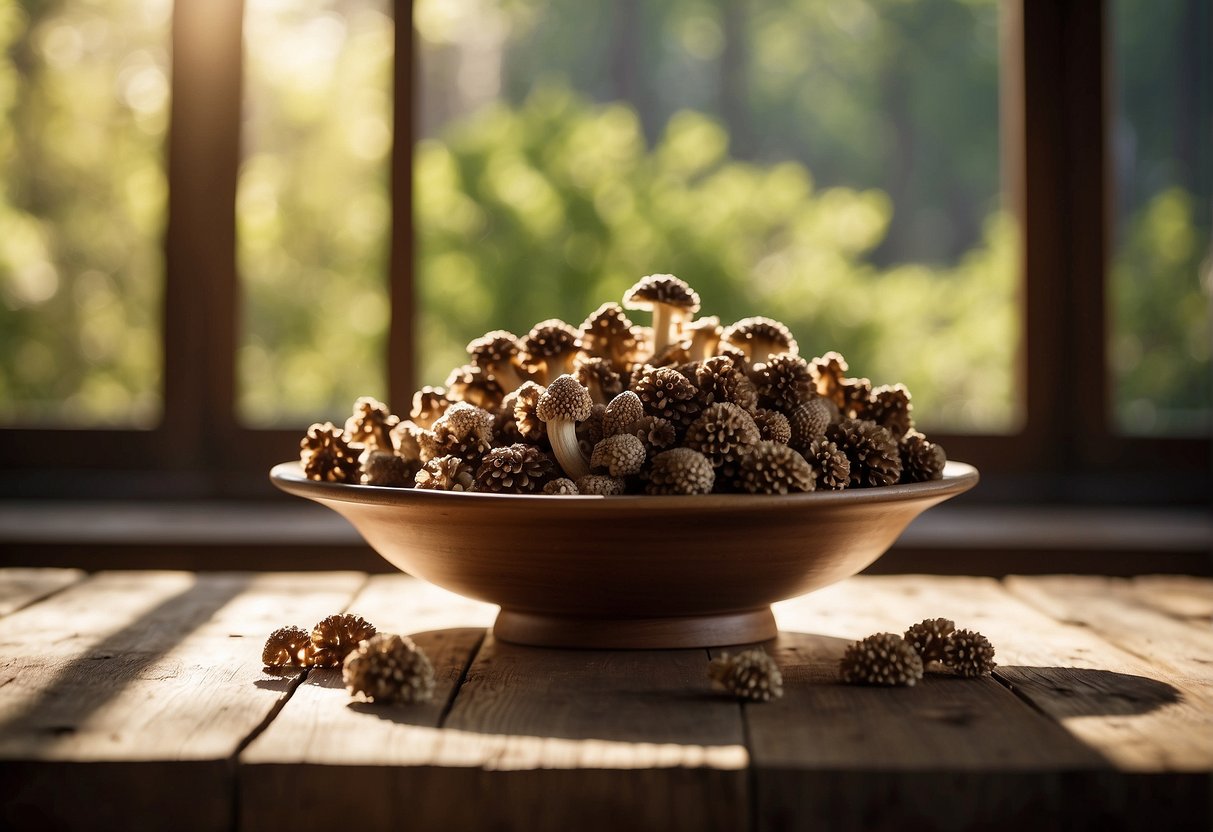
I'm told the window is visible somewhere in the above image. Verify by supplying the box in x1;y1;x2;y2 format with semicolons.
0;0;1208;504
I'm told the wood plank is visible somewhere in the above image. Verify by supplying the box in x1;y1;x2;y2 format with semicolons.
241;575;749;831
765;576;1211;830
0;570;365;831
0;568;85;617
735;581;1111;832
1131;575;1213;622
1005;575;1213;690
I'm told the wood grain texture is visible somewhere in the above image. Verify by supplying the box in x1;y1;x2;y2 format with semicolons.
0;568;84;617
739;581;1111;832
1130;574;1213;622
0;570;365;831
242;574;748;831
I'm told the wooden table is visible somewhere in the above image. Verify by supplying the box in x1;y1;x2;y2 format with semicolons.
1;569;1210;831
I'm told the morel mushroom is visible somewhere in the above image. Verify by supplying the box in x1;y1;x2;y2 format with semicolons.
360;449;417;487
737;441;816;494
467;330;527;393
631;366;702;432
574;355;623;405
786;397;833;454
683;315;722;362
543;478;579;495
754;354;816;413
623;274;701;360
645;447;715;495
535;374;594;480
752;408;792;445
520;319;580;385
344;396;398;452
444;363;504;411
475;444;555;494
720;317;798;364
414;455;475;491
900;429;947;483
578;302;642;372
695;355;758;413
577;473;628;495
827;418;903;488
590;433;646;478
683;403;761;473
867;383;914;438
300;422;360;483
409;386;452;429
310;614;377;667
602;390;644;437
418;402;495;464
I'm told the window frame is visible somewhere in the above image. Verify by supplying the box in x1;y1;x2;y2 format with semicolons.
0;0;1208;504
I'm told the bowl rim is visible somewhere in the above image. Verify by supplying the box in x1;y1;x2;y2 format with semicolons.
270;459;979;509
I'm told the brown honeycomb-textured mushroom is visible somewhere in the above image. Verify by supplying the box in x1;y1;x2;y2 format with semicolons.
683;315;722;362
752;408;792;445
720;316;798;363
409;386;452;429
414;455;475;491
445;363;505;411
708;649;783;702
622;274;701;360
310;614;377;667
360;449;418;487
827;418;903;488
590;433;646;478
475;444;556;494
262;625;313;668
837;376;874;420
900;429;947;483
510;380;548;443
535;374;594;480
574;355;623;406
695;355;758;413
418;402;495;464
631;366;701;432
943;629;997;677
576;473;627;495
492;390;526;446
839;633;924;686
904;618;956;666
602;390;644;437
868;383;914;437
344;396;399;452
467;330;528;393
737;441;816;494
520;319;580;385
543;477;579;495
629;415;678;455
300;422;361;483
753;353;816;412
389;421;423;463
786;397;833;453
717;342;751;375
578;302;642;372
683;403;761;472
343;633;435;705
808;351;848;405
578;402;607;449
649;340;694;369
645;447;715;495
804;438;851;491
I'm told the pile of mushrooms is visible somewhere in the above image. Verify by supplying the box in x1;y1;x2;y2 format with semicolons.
299;275;948;495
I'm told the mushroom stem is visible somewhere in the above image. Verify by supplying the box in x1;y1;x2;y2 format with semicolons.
547;420;591;480
494;363;526;394
650;304;673;360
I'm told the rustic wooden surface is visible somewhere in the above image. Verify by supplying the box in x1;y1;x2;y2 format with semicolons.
1;571;1210;831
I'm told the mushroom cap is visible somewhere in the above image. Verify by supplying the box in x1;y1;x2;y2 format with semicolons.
535;374;594;423
466;330;520;366
805;438;851;491
695;355;759;413
521;319;580;361
410;386;452;429
511;381;548;441
623;274;701;314
629;415;678;454
573;355;623;402
602;390;644;437
576;474;627;496
474;444;555;494
645;447;715;495
754;353;816;413
683;402;761;469
631;366;702;429
360;449;418;487
542;477;579;495
867;383;914;438
752;408;792;445
414;455;475;491
683;315;721;336
720;316;798;360
590;432;646;478
786;396;833;452
344;396;399;451
808;351;849;401
578;302;641;369
899;429;946;483
826;418;902;488
444;363;504;410
737;441;816;494
839;633;924;687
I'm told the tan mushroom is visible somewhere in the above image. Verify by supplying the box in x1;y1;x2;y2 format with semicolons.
344;396;399;452
602;390;644;437
623;274;701;361
645;447;715;495
474;444;555;494
467;330;528;393
535;374;594;480
682;315;722;362
721;317;798;364
590;433;646;478
520;319;580;385
409;386;452;429
576;474;627;496
414;455;475;491
573;355;623;405
578;302;642;372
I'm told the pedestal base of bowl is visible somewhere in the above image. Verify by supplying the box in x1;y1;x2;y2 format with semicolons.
492;607;778;649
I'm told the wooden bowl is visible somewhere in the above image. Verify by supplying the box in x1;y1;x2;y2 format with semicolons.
271;460;978;649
